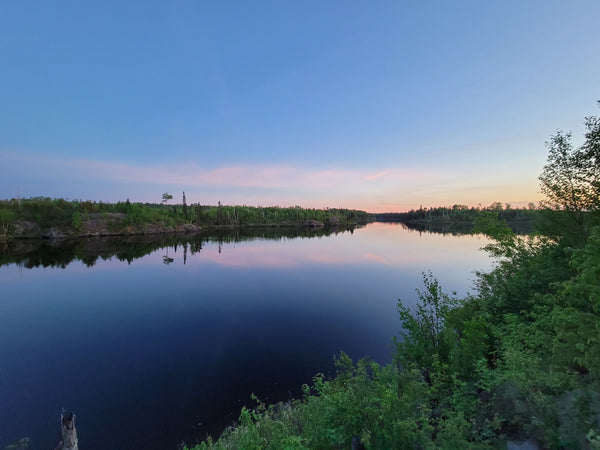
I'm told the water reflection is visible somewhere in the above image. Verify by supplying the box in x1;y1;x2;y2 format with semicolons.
0;226;358;270
0;222;495;273
0;223;493;450
378;218;534;235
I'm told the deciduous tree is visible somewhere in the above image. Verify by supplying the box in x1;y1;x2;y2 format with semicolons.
539;102;600;213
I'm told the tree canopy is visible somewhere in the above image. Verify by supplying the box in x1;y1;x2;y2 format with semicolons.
539;101;600;213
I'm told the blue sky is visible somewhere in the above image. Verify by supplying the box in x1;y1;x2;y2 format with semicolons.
1;1;599;211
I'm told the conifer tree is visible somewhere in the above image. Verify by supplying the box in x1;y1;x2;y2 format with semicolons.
182;192;188;220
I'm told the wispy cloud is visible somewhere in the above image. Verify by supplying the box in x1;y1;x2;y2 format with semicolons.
1;150;435;190
364;169;392;181
0;149;542;211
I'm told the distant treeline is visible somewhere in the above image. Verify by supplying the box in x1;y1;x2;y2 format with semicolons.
0;196;371;239
376;203;539;226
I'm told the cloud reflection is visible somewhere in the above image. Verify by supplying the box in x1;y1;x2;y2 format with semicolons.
188;223;491;270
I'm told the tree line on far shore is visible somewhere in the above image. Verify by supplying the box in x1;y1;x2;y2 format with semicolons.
0;196;371;238
376;202;538;225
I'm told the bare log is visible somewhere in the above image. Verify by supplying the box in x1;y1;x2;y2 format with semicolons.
61;412;78;450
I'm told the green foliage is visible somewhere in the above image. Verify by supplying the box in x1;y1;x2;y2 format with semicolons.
0;197;371;239
395;271;458;370
446;310;494;379
537;103;600;246
378;204;539;233
545;227;600;378
539;106;600;214
473;211;515;242
184;355;442;450
190;204;370;228
475;231;568;317
0;207;16;235
121;202;175;226
71;211;83;231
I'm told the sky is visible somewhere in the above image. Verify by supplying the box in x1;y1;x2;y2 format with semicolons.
1;1;599;212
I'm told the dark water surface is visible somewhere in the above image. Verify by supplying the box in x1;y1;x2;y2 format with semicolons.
0;223;492;449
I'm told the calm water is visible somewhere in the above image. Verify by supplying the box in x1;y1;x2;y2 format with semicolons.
0;223;492;449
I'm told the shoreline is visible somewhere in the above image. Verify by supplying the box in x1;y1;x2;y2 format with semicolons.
1;216;363;242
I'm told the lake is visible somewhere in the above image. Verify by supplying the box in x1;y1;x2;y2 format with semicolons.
0;222;493;449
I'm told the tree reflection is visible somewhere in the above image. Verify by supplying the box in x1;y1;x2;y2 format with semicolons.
0;226;361;270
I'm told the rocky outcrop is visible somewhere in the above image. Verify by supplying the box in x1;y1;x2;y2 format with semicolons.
81;213;126;236
176;223;201;233
303;219;324;228
12;220;41;238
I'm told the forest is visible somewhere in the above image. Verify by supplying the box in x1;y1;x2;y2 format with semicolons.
376;204;537;227
0;197;370;239
1;193;543;241
180;109;600;448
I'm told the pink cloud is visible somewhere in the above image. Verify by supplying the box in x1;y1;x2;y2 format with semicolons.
17;152;437;192
364;170;392;181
